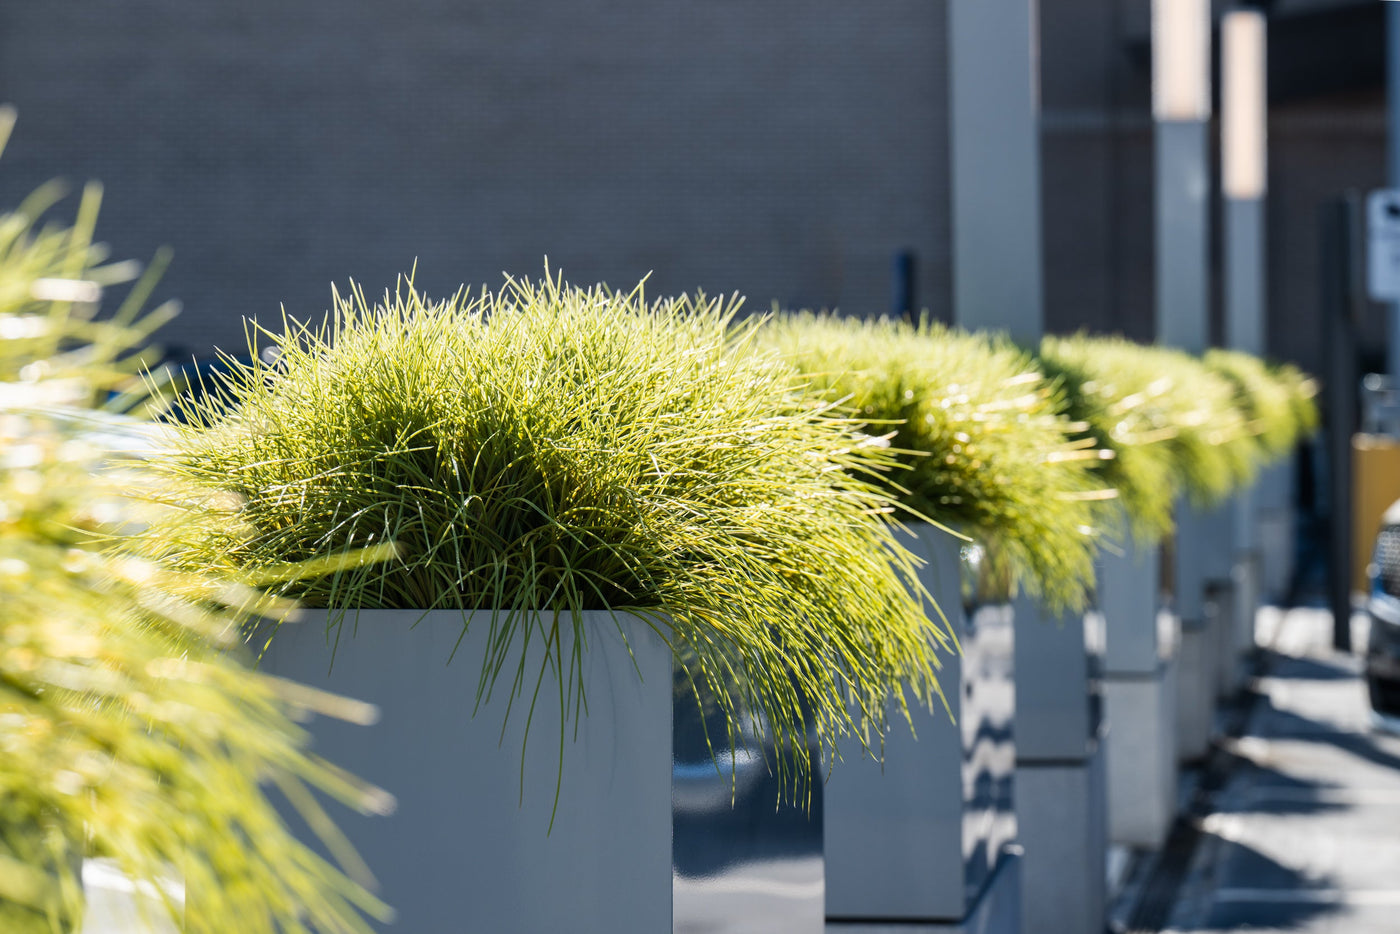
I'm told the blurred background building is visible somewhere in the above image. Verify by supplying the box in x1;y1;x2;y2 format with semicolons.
0;0;1388;379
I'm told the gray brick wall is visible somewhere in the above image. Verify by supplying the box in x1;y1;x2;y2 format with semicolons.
0;1;1383;376
0;1;951;357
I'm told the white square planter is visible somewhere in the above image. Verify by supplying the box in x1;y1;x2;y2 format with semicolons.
824;524;1017;928
260;609;673;934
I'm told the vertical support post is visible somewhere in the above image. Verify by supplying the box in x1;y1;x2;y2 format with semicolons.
1388;2;1400;382
948;6;1107;933
1152;0;1223;773
1152;0;1222;643
1153;0;1211;356
1154;0;1225;633
892;249;917;318
1223;9;1267;358
1223;7;1268;682
1323;196;1362;652
949;0;1042;341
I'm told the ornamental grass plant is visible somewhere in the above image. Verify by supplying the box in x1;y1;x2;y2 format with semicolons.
1203;348;1319;460
1037;335;1262;523
756;313;1108;614
1273;361;1321;440
1036;334;1183;542
0;111;395;933
3;409;396;934
157;272;956;795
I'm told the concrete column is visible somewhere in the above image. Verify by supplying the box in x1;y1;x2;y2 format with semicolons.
949;0;1041;341
1223;7;1269;692
1159;118;1233;709
949;2;1088;929
1153;0;1231;769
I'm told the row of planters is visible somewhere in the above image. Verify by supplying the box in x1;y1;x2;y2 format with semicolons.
1;157;1317;932
150;275;1314;931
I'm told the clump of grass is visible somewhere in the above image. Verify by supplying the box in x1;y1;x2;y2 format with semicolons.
757;313;1107;614
2;411;396;934
1038;335;1261;516
1036;334;1182;542
1203;348;1300;460
1202;348;1320;462
0;114;395;932
1273;360;1320;440
157;272;955;797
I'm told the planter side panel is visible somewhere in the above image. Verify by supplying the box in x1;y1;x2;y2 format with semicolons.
1104;659;1179;849
1011;599;1092;761
262;609;673;934
825;525;1016;922
1099;544;1162;676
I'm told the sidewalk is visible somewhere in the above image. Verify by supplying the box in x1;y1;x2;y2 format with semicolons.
1129;606;1400;934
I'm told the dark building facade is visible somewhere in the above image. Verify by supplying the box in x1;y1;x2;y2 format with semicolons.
0;0;1386;377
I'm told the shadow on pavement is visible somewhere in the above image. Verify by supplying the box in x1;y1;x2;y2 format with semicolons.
1175;835;1341;932
1260;652;1358;682
1247;694;1400;774
1214;762;1347;817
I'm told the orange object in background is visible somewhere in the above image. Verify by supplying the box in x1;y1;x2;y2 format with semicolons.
1352;435;1400;592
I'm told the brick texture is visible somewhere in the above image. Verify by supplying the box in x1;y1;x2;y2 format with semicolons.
0;1;951;357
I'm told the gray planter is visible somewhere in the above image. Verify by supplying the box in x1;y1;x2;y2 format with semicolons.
1173;502;1236;764
824;524;1019;931
261;609;673;934
1254;460;1295;602
1174;616;1216;762
1012;598;1107;934
1178;583;1231;762
1098;544;1179;849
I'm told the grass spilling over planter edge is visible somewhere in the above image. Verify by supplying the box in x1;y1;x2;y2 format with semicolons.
1203;348;1318;461
1042;334;1264;514
160;272;959;799
757;313;1108;614
0;109;395;933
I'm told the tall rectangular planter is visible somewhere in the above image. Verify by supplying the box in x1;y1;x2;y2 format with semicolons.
1254;460;1294;602
824;524;1017;928
1174;616;1215;763
260;609;673;934
1012;599;1107;934
1016;741;1106;934
1098;544;1180;850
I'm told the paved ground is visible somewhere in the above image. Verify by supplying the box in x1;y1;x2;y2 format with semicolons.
1161;608;1400;933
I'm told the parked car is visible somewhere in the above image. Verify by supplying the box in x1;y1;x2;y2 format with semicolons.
1366;498;1400;730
